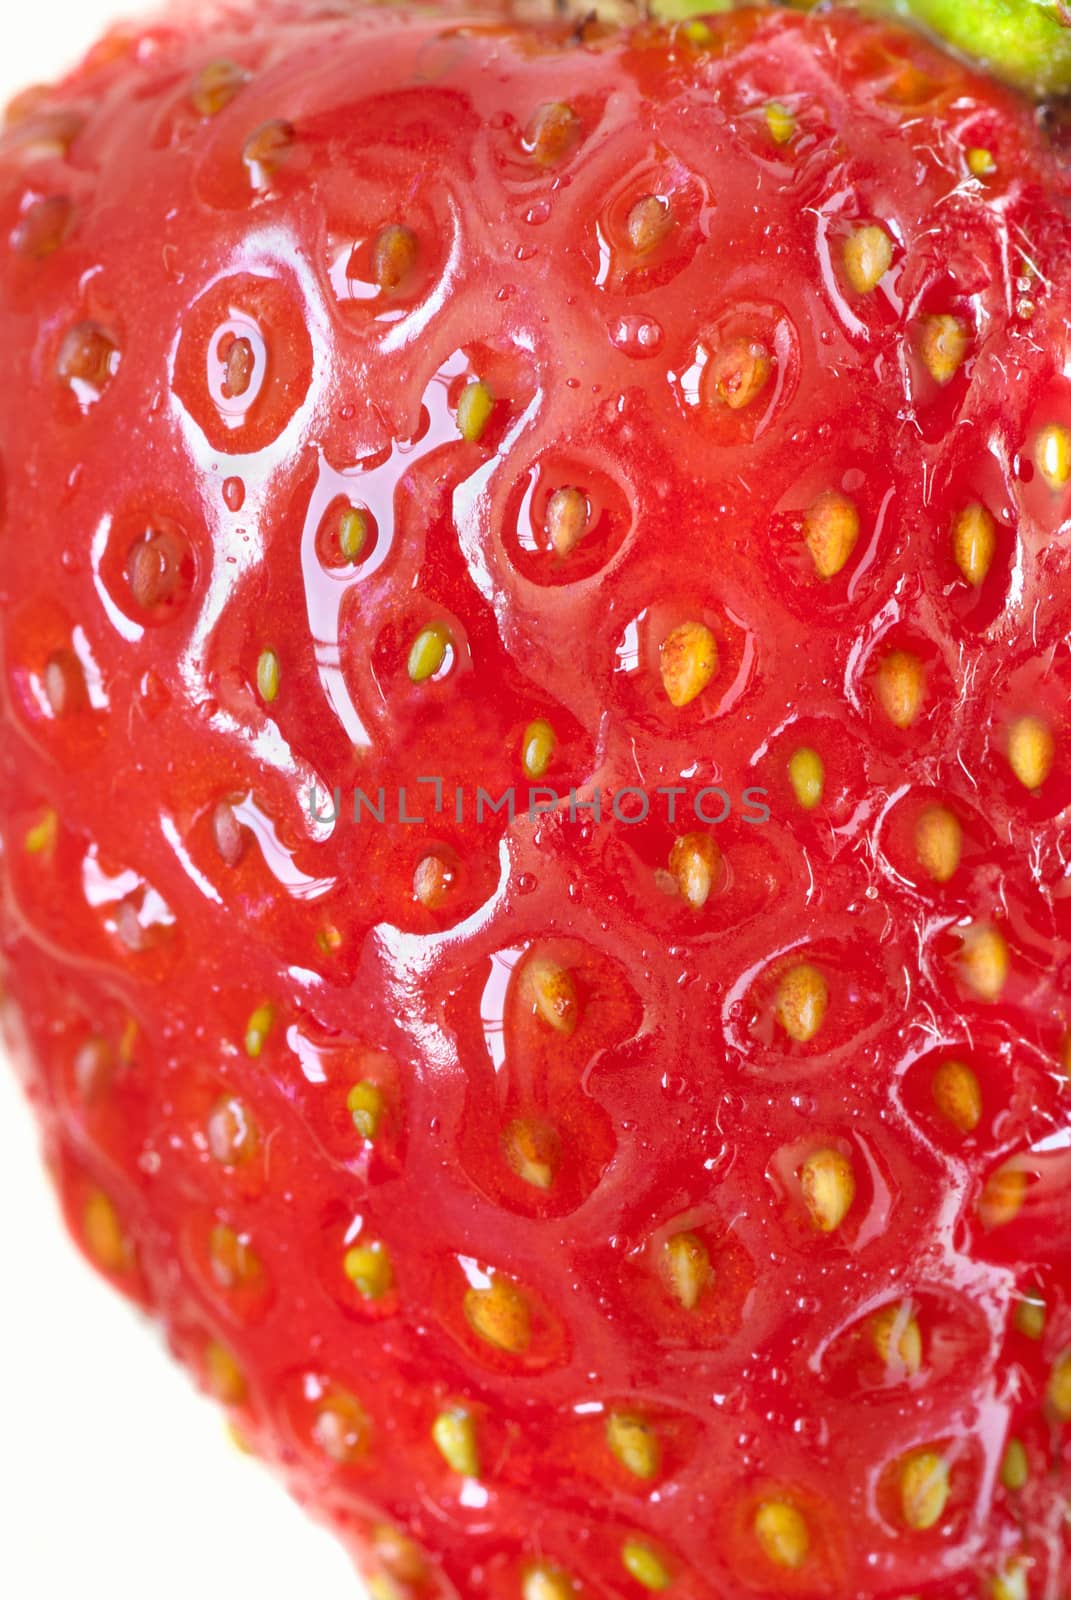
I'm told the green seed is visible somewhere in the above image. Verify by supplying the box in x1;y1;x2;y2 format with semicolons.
407;623;451;683
457;379;494;443
256;648;280;704
24;808;58;855
244;1003;274;1058
343;1239;393;1300
432;1405;480;1476
1000;1437;1028;1491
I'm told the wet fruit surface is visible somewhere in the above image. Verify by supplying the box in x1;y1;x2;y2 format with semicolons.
2;4;1071;1598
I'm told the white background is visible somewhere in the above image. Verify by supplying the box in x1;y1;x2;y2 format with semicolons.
0;7;357;1596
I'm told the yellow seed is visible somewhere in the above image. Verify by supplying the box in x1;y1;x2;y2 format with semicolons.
764;101;796;145
522;718;557;779
1007;715;1054;791
625;194;672;255
668;832;720;911
990;1558;1029;1600
659;621;718;709
525;955;579;1035
316;923;343;955
876;650;925;729
413;853;453;910
705;337;773;412
932;1060;982;1134
1047;1351;1071;1421
190;59;250;117
621;1541;670;1592
968;147;996;176
959;923;1008;1001
347;1080;384;1140
978;1164;1027;1229
205;1341;246;1404
522;1565;575;1600
83;1188;128;1272
339;506;369;561
525;101;580;167
546;486;589;557
788;747;824;811
407;622;451;683
915;805;962;883
870;1302;923;1377
803;490;860;579
372;224;418;290
1036;423;1071;491
244;1002;274;1058
775;962;828;1044
606;1412;661;1481
1014;1294;1046;1340
343;1239;393;1301
256;648;280;704
920;315;968;385
843;223;894;293
753;1500;809;1570
951;503;996;586
432;1405;480;1476
503;1118;560;1190
659;1231;711;1311
1000;1438;1029;1491
800;1147;856;1233
373;1525;427;1585
23;807;58;855
464;1276;531;1353
900;1449;949;1530
457;379;494;443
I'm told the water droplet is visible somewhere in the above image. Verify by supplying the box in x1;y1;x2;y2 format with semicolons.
608;314;664;358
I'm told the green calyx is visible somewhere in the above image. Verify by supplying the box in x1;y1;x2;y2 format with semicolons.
882;0;1071;94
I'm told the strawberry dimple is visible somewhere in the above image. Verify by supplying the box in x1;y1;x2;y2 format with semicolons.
4;3;1071;1599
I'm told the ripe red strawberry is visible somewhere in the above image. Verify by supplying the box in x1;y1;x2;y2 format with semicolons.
3;3;1071;1597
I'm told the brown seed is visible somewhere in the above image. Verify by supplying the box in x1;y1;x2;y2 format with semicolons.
914;805;962;883
525;101;580;167
208;1223;261;1290
372;223;418;290
128;528;184;610
464;1276;531;1353
705;337;773;412
932;1060;982;1134
12;194;72;258
800;1147;855;1232
84;1188;129;1272
222;335;255;399
73;1036;112;1103
503;1118;560;1190
626;193;671;254
43;648;87;718
523;1566;575;1600
191;59;250;117
204;1340;246;1404
546;487;588;558
659;1231;710;1310
525;955;579;1035
57;322;119;391
1047;1351;1071;1421
870;1302;923;1376
951;503;996;586
413;853;454;909
659;621;718;708
843;223;894;293
919;315;969;385
669;832;720;910
803;491;860;579
876;650;925;729
242;119;294;188
774;962;828;1043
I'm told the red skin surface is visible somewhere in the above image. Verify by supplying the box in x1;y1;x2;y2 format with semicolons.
2;3;1071;1596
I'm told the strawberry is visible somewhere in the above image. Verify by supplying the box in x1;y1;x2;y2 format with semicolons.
2;3;1071;1598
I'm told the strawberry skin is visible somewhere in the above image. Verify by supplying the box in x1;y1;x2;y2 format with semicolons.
2;3;1071;1597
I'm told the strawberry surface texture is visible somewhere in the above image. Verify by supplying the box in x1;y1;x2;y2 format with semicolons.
3;2;1071;1597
